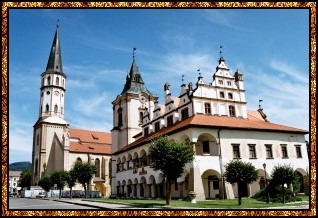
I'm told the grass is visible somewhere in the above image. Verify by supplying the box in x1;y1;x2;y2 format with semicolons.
82;197;309;209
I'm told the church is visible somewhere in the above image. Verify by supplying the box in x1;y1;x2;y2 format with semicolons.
31;25;309;200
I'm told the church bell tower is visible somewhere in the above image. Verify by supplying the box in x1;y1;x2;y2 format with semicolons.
31;24;69;185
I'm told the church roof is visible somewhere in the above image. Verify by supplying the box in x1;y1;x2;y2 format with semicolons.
69;128;112;155
113;111;308;155
120;56;153;96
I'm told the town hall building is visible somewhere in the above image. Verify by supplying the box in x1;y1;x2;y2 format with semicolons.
31;25;309;200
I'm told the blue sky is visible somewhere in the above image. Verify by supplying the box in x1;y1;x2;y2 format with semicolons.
8;8;310;164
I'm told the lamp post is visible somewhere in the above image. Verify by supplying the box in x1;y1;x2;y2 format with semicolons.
263;163;270;203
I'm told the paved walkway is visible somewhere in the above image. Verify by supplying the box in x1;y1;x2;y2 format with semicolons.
52;198;310;210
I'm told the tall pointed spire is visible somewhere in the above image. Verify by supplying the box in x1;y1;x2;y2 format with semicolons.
45;23;63;74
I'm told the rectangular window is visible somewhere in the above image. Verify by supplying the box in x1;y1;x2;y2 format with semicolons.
154;122;160;131
232;144;240;159
204;103;211;114
248;144;257;159
229;105;236;116
203;141;210;154
167;115;173;126
144;127;149;136
265;144;273;158
295;145;302;158
281;144;288;158
181;108;189;120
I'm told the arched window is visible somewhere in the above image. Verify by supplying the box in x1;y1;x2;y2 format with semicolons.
61;107;63;114
36;134;40;146
56;77;59;86
35;159;38;175
62;79;64;87
42;78;44;86
54;104;58;113
46;104;49;113
47;76;51;85
228;93;233;99
95;158;100;177
76;157;82;162
220;91;224;98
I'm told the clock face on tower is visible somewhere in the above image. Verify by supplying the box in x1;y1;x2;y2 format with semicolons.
54;91;60;96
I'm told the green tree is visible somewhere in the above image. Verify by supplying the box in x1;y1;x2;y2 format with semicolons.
18;169;32;190
271;164;297;204
50;170;68;199
66;168;78;200
224;160;258;205
38;176;51;197
73;161;97;198
148;135;195;205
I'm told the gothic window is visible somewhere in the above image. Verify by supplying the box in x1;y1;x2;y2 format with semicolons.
46;104;49;113
228;93;233;99
117;108;123;127
229;105;236;116
167;115;173;126
56;77;59;86
95;158;100;177
265;144;273;158
204;103;211;114
295;145;302;158
220;91;224;98
181;108;189;120
35;159;38;175
54;104;58;113
248;144;256;159
281;144;288;158
232;144;240;159
203;141;210;154
47;76;51;85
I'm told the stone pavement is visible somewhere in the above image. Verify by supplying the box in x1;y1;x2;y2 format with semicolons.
52;198;310;210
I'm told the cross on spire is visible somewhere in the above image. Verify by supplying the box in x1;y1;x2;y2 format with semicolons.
219;45;223;58
133;47;137;59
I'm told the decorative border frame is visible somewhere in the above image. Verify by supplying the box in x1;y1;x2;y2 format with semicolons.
2;2;316;216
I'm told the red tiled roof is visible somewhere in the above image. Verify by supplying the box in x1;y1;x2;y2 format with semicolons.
69;128;112;155
113;112;308;155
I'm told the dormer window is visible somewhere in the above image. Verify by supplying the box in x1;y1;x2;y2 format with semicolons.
139;111;143;124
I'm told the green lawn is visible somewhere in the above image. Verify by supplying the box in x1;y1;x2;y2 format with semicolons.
83;197;309;209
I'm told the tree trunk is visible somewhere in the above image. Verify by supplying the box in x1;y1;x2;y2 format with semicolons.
238;182;242;205
282;184;285;204
165;178;172;205
84;184;87;198
59;187;62;199
70;187;72;200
